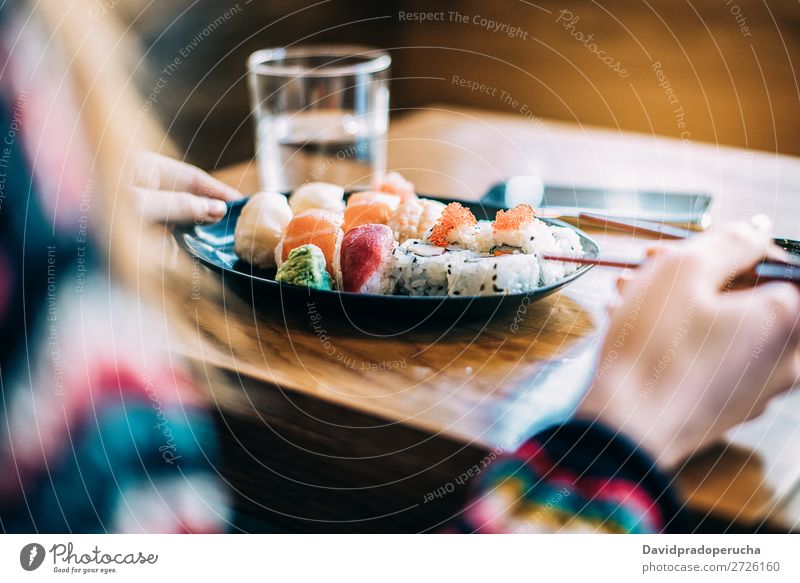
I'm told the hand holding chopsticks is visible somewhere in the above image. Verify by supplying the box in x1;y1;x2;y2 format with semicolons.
550;213;800;284
576;219;800;469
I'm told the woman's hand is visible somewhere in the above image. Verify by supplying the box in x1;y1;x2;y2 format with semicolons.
579;219;800;469
130;151;242;224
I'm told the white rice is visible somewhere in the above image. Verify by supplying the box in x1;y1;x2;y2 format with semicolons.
358;251;396;294
447;254;541;296
331;228;344;289
473;221;495;254
523;220;565;285
551;226;583;276
493;218;584;286
446;224;479;249
391;240;475;296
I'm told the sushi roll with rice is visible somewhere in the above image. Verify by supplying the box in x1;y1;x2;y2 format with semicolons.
276;210;343;277
388;198;446;243
493;204;547;251
552;226;583;277
493;204;575;285
391;239;475;296
289;182;345;214
343;191;400;233
447;254;541;297
339;224;396;294
275;244;333;290
473;220;495;254
427;202;479;249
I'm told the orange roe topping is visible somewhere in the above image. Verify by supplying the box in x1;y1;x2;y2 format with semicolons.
428;202;477;247
493;204;536;232
493;249;514;256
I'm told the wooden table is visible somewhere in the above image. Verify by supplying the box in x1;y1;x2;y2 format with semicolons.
177;106;800;532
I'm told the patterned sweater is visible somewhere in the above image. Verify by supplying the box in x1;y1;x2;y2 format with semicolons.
0;1;229;533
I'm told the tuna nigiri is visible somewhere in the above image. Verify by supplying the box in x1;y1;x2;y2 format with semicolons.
343;191;400;233
275;210;343;276
339;224;395;294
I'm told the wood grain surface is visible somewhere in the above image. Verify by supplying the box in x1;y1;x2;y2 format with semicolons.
174;106;800;531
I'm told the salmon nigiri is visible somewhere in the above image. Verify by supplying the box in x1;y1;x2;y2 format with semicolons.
275;210;343;276
343;191;400;233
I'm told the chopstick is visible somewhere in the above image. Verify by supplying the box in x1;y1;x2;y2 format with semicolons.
542;253;800;284
753;262;800;282
578;212;696;239
542;253;644;269
576;211;800;267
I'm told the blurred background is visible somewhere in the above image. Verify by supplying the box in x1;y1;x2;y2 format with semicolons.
120;0;800;169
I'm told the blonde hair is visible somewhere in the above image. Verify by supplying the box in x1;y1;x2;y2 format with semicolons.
37;0;172;276
35;0;249;408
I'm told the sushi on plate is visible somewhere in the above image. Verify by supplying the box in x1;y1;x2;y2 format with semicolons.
338;224;396;294
391;239;475;296
374;171;417;201
343;191;400;233
447;254;541;297
275;244;333;290
493;204;582;285
233;191;292;268
427;202;479;249
275;209;343;276
288;182;345;214
231;172;587;297
388;197;446;243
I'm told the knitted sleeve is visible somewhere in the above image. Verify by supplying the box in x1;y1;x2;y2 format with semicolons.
455;420;685;533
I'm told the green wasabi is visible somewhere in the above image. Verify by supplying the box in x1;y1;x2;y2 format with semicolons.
275;244;333;290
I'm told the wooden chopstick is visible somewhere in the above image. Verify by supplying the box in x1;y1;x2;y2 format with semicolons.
542;253;800;284
578;212;695;239
576;212;800;267
541;253;643;269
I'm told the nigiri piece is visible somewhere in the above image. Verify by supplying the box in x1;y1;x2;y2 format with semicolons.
347;190;401;207
276;210;343;276
388;198;446;242
343;191;400;233
288;182;345;214
234;191;292;268
427;202;478;248
374;171;417;201
275;244;333;290
339;224;395;294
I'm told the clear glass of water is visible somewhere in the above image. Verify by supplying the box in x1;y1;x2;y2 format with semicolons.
247;45;391;192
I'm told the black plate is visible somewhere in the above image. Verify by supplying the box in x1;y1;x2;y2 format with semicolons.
173;195;600;334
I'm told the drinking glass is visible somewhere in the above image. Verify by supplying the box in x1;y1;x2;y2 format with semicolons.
247;45;391;192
